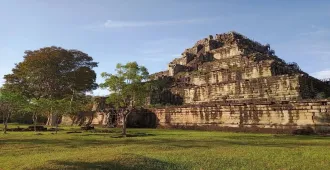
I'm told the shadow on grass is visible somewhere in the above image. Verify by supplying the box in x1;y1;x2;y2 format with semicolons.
2;133;330;151
33;155;185;170
223;134;330;141
112;133;157;138
79;132;156;138
0;138;330;150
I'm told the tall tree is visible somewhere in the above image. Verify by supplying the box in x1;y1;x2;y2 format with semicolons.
0;89;26;134
100;62;149;137
3;46;98;125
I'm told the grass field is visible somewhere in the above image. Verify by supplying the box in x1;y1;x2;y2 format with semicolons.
1;125;330;170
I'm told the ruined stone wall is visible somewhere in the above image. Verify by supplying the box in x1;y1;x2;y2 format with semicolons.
151;100;330;131
62;100;330;132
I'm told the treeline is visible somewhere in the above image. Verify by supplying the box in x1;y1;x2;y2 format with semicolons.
1;46;156;137
1;46;98;134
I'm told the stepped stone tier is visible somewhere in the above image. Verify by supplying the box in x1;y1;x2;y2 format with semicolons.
62;31;330;132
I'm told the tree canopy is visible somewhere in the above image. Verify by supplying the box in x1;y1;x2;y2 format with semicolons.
4;46;98;99
101;62;149;108
2;46;98;128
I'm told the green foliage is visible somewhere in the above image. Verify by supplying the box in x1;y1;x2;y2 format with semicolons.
23;98;51;114
10;112;47;124
2;47;98;127
149;78;172;91
70;95;94;113
0;89;27;133
26;97;92;117
4;46;98;99
100;62;150;136
100;62;150;109
0;89;27;113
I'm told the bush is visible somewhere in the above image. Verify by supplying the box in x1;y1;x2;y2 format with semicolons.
292;127;315;135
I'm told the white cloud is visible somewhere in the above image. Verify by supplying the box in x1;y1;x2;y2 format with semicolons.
311;69;330;79
90;88;110;97
103;18;217;28
140;49;164;55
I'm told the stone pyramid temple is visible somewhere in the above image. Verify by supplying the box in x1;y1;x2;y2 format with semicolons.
150;31;330;104
143;31;330;132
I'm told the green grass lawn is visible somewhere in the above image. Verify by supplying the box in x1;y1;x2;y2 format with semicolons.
1;126;330;170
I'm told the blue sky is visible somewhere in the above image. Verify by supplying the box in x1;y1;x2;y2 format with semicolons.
1;0;330;95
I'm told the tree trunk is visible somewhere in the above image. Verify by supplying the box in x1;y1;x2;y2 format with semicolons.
2;112;5;134
122;116;127;137
70;90;75;111
32;113;38;133
46;115;50;126
46;113;51;126
55;114;59;134
122;111;131;137
3;119;8;134
46;113;57;126
3;113;10;134
70;117;76;126
69;90;75;126
47;106;57;126
55;123;58;134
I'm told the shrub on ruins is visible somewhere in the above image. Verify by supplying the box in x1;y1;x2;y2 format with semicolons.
100;62;149;137
0;88;27;134
3;46;98;126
